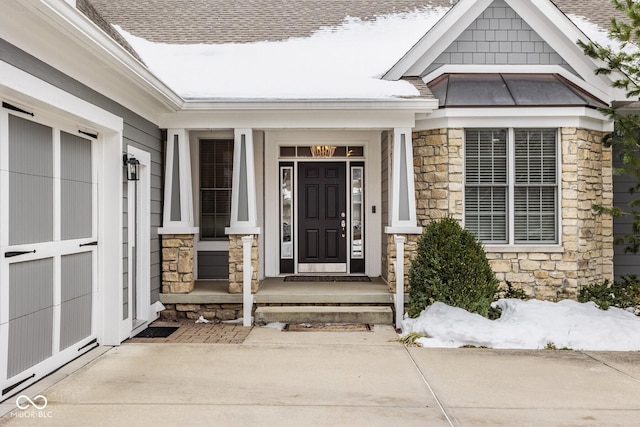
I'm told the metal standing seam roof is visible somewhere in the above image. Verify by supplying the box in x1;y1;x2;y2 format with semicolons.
427;73;608;108
86;0;624;46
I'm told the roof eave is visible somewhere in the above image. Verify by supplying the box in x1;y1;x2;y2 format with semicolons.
180;98;440;112
35;0;184;113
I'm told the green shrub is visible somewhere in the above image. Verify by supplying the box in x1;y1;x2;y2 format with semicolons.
487;281;529;320
408;217;499;318
578;275;640;315
500;281;529;300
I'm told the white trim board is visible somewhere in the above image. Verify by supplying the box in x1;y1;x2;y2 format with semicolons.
416;107;612;132
123;146;152;341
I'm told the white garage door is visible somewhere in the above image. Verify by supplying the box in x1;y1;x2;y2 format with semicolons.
0;110;98;400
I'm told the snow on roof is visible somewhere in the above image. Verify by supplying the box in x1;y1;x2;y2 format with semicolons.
114;5;617;101
115;7;449;100
568;14;619;49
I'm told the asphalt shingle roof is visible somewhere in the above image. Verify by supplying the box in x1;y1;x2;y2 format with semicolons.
86;0;624;45
77;0;144;62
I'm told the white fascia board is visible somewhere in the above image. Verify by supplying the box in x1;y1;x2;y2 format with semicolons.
160;100;438;129
416;107;612;132
421;64;611;104
383;0;492;80
181;98;439;111
24;0;183;114
505;0;613;97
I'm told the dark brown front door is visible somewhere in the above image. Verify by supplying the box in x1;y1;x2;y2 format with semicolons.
298;162;347;272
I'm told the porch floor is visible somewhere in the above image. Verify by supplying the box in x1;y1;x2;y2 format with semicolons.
159;277;403;305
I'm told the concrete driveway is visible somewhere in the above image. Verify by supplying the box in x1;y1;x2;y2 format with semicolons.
1;325;639;426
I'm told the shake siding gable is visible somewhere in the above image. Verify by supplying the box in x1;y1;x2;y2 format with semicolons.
423;0;575;76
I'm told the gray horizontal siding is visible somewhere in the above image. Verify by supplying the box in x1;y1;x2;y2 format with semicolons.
1;38;164;309
612;146;640;278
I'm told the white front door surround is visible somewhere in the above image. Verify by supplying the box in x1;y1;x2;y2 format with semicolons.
263;130;382;277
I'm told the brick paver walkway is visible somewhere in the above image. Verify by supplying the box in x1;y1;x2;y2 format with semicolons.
127;320;252;344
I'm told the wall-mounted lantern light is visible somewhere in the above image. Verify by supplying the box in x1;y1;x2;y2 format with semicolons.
123;154;140;181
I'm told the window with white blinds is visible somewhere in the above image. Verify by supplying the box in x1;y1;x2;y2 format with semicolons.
514;129;557;243
465;128;558;244
465;129;508;242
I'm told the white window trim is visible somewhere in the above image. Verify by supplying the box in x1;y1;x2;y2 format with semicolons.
463;127;563;248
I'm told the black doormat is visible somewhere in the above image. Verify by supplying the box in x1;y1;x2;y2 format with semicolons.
134;326;179;338
284;275;371;282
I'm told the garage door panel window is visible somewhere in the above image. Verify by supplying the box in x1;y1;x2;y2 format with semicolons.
8;115;54;245
7;258;55;377
61;131;92;240
465;128;559;245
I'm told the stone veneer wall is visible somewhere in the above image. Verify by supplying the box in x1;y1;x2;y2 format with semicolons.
384;128;464;292
161;234;195;293
228;234;259;294
160;303;243;321
486;128;613;299
386;127;613;300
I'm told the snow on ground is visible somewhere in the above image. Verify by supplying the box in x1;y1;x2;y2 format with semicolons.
402;299;640;351
115;8;448;99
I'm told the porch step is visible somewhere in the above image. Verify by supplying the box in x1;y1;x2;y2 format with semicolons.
254;306;393;325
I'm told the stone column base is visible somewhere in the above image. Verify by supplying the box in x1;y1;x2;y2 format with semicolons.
385;233;419;293
228;234;259;294
161;234;195;293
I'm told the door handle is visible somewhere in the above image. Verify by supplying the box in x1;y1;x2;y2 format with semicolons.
341;219;346;237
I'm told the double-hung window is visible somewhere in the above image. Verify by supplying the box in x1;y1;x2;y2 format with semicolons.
465;128;559;245
200;139;234;240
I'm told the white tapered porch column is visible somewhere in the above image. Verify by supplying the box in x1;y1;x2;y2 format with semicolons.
159;128;197;233
158;129;198;294
226;129;260;323
385;128;422;324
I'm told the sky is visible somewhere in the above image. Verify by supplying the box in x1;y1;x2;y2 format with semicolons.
401;299;640;351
